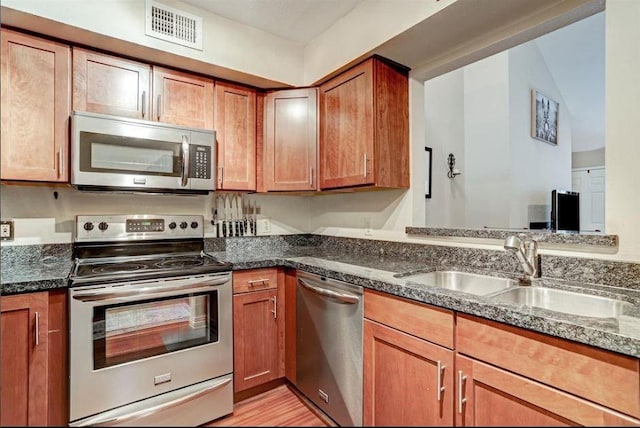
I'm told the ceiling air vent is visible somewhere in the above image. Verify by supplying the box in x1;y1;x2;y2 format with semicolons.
145;0;203;50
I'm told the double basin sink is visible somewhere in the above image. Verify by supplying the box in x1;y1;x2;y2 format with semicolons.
400;270;631;319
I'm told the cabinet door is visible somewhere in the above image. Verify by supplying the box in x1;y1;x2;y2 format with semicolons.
363;319;454;426
214;81;257;190
319;59;374;189
1;29;70;182
153;66;214;129
457;313;640;418
72;48;150;120
233;289;279;392
264;88;318;191
456;354;640;426
0;292;49;426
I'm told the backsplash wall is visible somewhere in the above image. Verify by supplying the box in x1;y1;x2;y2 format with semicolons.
0;184;312;244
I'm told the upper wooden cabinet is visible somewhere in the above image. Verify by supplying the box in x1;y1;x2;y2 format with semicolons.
72;50;213;129
264;88;318;191
214;81;257;191
319;56;409;190
1;29;70;182
153;66;214;130
72;48;150;120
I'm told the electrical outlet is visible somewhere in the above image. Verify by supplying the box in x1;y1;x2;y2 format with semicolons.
1;220;14;241
364;217;373;236
257;218;271;235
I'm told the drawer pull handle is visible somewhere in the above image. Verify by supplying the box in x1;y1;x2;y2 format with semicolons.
34;311;40;346
271;296;277;319
248;278;270;286
437;361;446;401
458;370;467;414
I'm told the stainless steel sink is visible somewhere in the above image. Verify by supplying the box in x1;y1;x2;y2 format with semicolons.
402;270;518;296
487;286;632;318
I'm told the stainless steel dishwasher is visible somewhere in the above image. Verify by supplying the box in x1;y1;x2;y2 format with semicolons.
295;271;363;427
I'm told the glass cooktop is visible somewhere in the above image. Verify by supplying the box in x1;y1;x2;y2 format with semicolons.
69;252;232;286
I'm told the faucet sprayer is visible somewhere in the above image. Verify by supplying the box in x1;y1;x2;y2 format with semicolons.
504;235;539;278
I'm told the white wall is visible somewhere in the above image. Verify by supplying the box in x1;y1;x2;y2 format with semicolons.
572;148;605;168
0;185;310;244
423;43;572;230
303;0;455;84
2;0;456;87
2;0;640;262
508;39;572;228
1;0;305;86
463;52;512;229
424;68;466;228
605;0;640;261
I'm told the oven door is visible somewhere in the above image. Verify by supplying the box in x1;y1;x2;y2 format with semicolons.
68;272;232;424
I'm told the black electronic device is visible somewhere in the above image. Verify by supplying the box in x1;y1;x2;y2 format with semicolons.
551;189;580;232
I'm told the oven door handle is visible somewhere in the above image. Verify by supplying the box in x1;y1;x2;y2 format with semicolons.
72;275;230;302
90;377;232;426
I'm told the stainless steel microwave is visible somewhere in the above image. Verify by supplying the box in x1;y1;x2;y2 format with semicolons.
71;111;215;194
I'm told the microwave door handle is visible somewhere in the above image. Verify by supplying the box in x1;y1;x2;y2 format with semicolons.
181;135;190;187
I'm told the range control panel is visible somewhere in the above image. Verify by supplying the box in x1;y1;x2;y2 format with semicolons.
75;215;204;242
126;219;164;233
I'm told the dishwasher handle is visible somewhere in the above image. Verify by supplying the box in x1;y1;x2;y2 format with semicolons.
297;278;360;304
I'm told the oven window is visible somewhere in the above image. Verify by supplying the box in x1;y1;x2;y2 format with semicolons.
92;292;218;369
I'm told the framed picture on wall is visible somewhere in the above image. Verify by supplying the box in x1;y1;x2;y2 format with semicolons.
531;89;559;145
425;146;432;198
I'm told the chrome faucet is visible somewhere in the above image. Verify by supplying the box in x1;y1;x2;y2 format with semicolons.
504;235;539;278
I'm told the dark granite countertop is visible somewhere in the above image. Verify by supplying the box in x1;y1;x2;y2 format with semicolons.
406;226;618;248
3;243;640;358
209;247;640;358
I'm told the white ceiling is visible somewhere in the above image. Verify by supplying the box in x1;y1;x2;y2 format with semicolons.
181;0;603;151
181;0;362;44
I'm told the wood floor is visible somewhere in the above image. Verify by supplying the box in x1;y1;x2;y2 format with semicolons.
204;384;334;427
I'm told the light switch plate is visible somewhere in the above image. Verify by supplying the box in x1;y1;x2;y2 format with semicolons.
1;220;14;241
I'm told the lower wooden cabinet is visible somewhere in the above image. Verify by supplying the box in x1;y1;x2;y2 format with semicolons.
0;290;67;427
363;289;455;426
456;354;640;426
364;319;454;426
456;313;640;420
232;268;284;393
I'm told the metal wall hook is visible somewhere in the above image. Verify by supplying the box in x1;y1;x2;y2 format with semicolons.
447;153;461;179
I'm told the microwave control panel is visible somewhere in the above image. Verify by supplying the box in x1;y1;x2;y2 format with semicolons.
190;145;211;179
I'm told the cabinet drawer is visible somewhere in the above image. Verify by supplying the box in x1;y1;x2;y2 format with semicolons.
457;314;640;418
233;268;278;294
364;289;454;349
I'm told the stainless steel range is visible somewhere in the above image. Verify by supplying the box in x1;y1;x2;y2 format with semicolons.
68;214;233;427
